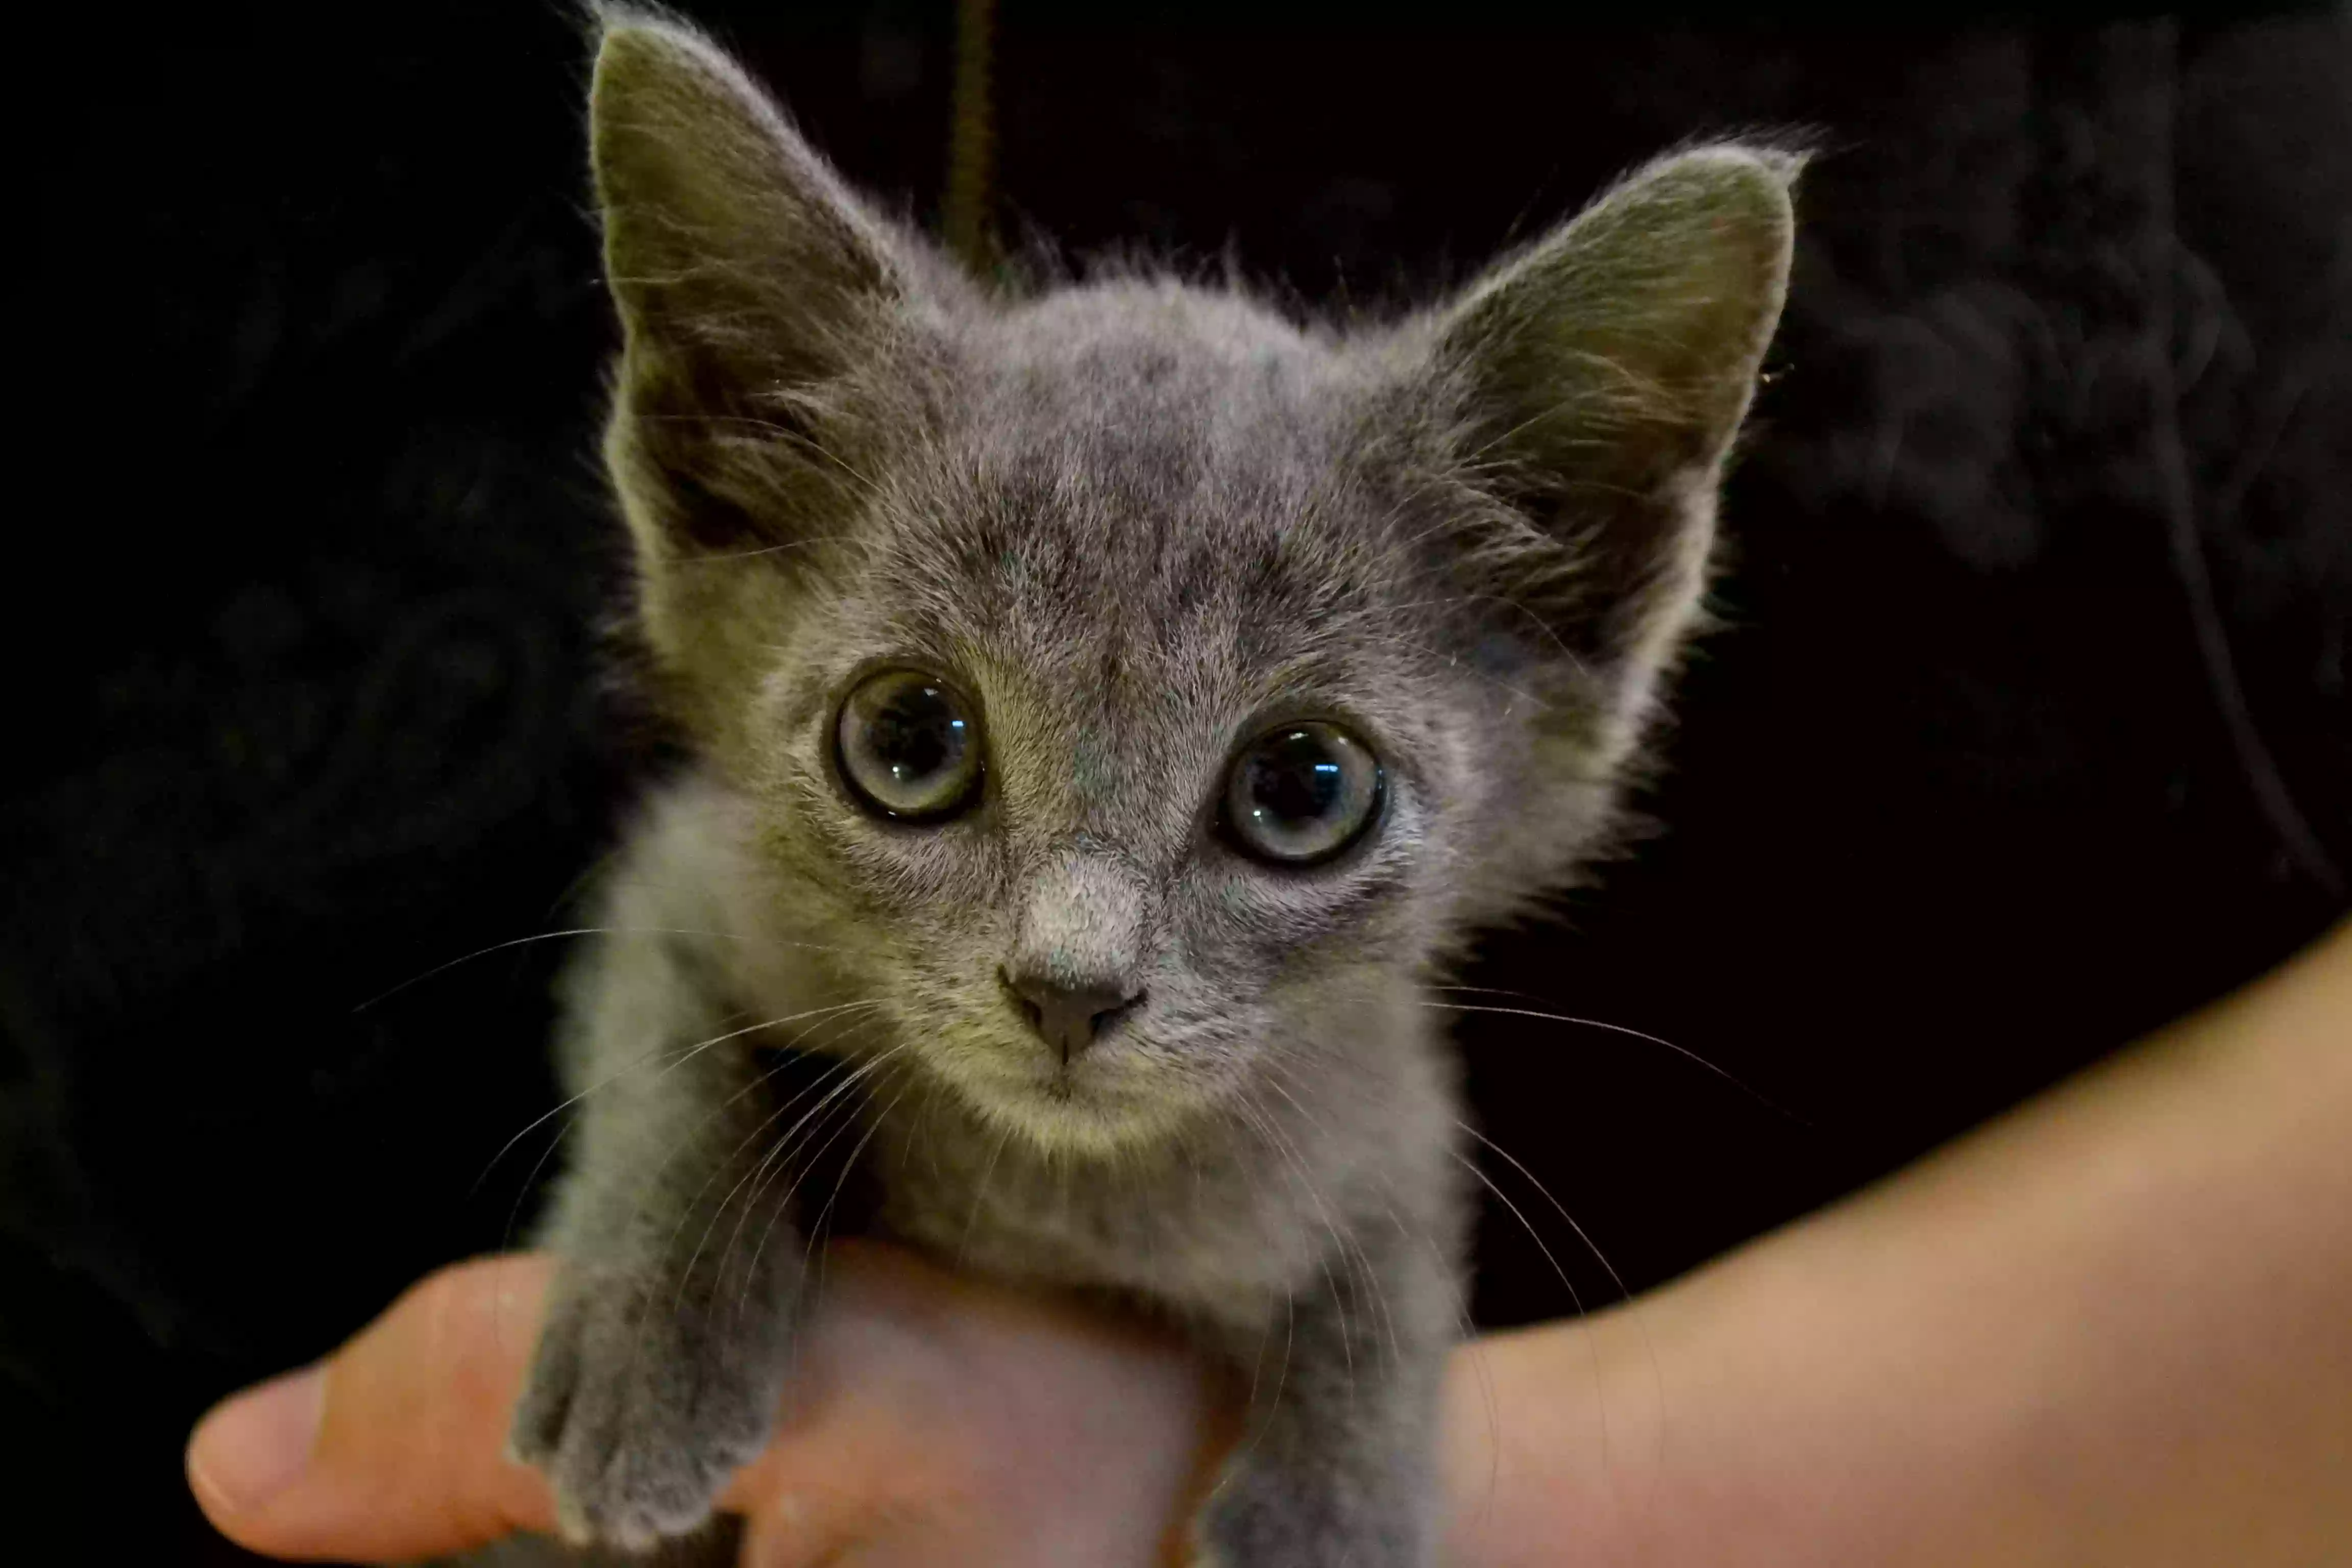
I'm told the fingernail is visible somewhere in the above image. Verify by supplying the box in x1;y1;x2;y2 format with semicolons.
187;1363;326;1517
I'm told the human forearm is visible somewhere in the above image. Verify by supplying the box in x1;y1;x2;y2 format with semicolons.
1444;920;2352;1566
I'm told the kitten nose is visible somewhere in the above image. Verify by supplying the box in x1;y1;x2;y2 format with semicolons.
1003;970;1142;1064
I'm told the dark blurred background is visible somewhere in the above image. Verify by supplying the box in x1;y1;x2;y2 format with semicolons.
10;1;2347;1558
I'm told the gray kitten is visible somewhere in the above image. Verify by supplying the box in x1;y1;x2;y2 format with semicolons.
501;10;1795;1564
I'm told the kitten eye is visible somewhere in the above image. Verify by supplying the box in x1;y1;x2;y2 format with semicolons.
1223;722;1384;866
836;671;983;820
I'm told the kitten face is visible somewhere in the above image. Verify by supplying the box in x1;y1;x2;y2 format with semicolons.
585;19;1797;1154
728;294;1516;1150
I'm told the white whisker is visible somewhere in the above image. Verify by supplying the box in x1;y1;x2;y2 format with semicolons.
1455;1116;1668;1498
354;925;851;1014
1424;997;1805;1123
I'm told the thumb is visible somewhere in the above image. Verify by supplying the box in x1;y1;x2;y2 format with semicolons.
187;1254;560;1562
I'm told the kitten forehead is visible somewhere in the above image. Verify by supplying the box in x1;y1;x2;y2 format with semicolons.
953;281;1363;520
807;278;1412;702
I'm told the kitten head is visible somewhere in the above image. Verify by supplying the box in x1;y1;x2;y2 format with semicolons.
587;13;1796;1154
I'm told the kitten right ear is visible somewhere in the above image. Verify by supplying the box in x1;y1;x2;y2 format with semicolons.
590;13;922;552
1412;145;1798;728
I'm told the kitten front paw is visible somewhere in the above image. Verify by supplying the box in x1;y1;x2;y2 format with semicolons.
509;1267;793;1549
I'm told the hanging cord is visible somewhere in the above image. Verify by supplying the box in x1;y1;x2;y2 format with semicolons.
944;0;999;276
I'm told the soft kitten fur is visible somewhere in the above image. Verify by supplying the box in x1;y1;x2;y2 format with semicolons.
499;9;1796;1564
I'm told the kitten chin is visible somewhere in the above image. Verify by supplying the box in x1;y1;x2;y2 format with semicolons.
954;1081;1195;1160
936;1057;1213;1159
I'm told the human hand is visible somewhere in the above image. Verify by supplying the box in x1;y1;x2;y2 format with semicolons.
186;1241;1236;1566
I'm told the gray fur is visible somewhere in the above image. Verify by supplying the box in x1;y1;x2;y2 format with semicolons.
500;8;1796;1563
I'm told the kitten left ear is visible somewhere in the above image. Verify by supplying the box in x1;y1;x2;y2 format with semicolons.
1417;145;1799;699
590;15;933;552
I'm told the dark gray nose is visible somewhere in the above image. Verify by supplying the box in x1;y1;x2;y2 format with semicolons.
1003;969;1142;1064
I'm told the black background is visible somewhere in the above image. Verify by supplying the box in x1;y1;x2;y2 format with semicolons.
10;3;2347;1560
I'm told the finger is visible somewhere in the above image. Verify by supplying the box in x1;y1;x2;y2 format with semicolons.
721;1245;972;1565
188;1254;560;1562
724;1241;1235;1568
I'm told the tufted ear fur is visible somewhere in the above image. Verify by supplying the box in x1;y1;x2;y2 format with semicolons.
587;11;949;710
1422;144;1799;731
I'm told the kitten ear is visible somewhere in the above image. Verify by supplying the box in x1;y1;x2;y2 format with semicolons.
1424;145;1798;699
590;14;925;551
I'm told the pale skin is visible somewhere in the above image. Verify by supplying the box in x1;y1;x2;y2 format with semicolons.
188;918;2352;1566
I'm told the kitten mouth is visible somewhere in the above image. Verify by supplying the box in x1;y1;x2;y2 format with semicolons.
951;1050;1158;1135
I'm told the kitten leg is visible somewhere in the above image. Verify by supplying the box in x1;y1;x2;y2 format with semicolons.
508;930;838;1550
1197;1230;1459;1568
